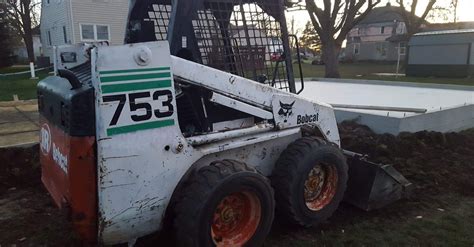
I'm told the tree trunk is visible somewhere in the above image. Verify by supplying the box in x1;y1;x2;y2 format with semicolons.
21;1;35;63
23;31;34;63
322;39;341;78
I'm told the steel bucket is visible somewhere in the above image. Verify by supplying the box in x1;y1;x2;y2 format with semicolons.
343;150;413;211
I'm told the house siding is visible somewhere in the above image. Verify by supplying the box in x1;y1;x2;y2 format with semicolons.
346;21;407;62
71;0;129;45
40;0;72;58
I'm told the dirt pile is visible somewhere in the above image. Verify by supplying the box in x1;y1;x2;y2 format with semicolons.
0;144;41;194
339;121;474;198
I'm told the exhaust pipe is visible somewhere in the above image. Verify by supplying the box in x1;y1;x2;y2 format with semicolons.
58;69;82;89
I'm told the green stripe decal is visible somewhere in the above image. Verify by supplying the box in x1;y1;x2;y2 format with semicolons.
100;72;171;83
107;119;175;136
99;67;170;75
101;80;172;94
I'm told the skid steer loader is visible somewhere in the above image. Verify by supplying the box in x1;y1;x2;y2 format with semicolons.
38;0;411;245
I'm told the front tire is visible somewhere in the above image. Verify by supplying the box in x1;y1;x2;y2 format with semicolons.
271;137;348;227
173;160;275;247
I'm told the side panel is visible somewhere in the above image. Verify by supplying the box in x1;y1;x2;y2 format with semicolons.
93;41;202;244
40;117;97;243
272;94;341;146
194;132;301;176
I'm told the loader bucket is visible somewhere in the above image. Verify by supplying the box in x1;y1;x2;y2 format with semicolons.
343;151;413;211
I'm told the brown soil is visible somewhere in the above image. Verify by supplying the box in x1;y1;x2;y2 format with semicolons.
0;144;79;246
0;144;41;194
339;121;474;199
1;123;473;246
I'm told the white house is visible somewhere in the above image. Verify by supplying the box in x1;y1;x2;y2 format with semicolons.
40;0;129;60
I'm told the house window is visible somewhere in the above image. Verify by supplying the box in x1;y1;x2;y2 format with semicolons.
47;30;52;46
81;24;95;40
354;43;360;55
381;26;385;34
80;24;110;41
96;25;109;40
63;26;68;44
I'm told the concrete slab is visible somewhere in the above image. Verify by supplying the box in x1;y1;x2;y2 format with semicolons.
0;106;16;113
0;101;40;148
0;109;26;124
299;79;474;134
15;104;38;112
0;131;39;148
0;121;39;135
300;80;473;118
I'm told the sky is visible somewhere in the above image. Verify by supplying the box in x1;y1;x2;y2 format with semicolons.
286;0;474;34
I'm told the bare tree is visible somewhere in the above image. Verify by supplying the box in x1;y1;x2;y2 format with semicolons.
451;0;459;23
300;21;321;54
0;10;19;67
0;0;39;63
396;0;437;37
305;0;381;78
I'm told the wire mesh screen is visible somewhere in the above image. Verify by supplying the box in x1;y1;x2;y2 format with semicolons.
144;0;291;92
145;4;172;41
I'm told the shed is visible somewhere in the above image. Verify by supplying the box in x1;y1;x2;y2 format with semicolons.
406;29;474;77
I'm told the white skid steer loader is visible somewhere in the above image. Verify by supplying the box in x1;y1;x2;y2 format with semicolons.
38;0;411;246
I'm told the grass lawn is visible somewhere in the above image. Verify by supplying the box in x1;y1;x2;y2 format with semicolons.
295;63;474;86
0;66;31;74
266;194;474;246
0;70;50;101
0;63;473;102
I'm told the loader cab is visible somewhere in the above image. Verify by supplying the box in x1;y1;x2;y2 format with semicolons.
126;0;302;136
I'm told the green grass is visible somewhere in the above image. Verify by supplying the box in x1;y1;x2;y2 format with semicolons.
0;71;50;101
0;63;472;102
266;194;474;246
295;63;474;86
0;66;31;74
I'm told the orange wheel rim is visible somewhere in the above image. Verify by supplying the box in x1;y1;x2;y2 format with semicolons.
211;191;261;246
304;163;338;211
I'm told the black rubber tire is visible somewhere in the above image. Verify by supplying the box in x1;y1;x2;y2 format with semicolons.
173;160;275;247
271;137;348;227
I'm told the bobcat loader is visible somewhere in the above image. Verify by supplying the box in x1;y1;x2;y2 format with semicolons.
38;0;411;245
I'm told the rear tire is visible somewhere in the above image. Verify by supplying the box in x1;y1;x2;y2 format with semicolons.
173;160;275;247
271;137;348;227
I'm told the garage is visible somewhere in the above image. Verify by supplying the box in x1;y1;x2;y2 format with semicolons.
406;29;474;77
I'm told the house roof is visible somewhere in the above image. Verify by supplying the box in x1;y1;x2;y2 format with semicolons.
358;4;406;24
409;29;474;46
414;29;474;36
423;21;474;32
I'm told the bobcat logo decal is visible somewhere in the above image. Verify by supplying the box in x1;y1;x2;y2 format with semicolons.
278;101;295;122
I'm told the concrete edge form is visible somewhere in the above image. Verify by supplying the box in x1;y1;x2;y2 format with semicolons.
335;110;403;135
301;77;474;91
399;104;474;133
334;104;474;135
